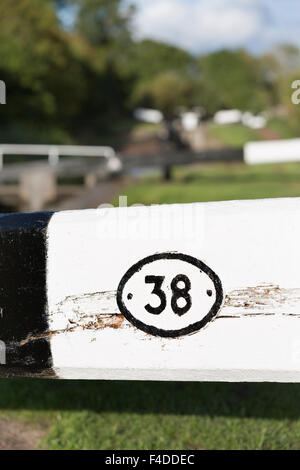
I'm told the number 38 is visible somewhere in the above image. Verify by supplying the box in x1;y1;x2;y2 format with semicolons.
145;275;192;317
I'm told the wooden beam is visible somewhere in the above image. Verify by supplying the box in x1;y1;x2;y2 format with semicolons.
245;139;300;165
1;198;300;381
122;147;244;172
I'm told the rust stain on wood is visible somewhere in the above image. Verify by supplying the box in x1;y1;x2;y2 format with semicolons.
68;313;124;331
8;313;124;349
12;283;300;348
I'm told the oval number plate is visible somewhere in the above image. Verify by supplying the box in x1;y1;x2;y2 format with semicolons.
117;253;223;338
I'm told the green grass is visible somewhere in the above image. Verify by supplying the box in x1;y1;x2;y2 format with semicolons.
267;118;299;140
207;119;299;149
3;378;300;450
207;123;260;147
4;161;300;450
130;121;163;137
123;162;300;205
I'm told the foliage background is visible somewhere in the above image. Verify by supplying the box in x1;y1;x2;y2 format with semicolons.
0;0;299;144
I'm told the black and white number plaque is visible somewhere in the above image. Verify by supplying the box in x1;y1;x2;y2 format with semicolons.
117;253;223;338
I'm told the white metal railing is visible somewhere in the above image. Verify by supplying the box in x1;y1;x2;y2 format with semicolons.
0;144;117;170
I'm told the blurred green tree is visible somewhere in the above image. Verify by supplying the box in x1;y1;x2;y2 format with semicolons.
62;0;133;46
197;50;274;114
132;71;195;118
127;40;194;82
0;0;296;144
0;0;88;141
128;40;197;116
0;0;133;143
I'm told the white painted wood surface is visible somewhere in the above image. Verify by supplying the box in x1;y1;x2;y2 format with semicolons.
47;198;300;381
244;138;300;165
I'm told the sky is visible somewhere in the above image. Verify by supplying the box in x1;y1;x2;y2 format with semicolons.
59;0;300;55
130;0;300;54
